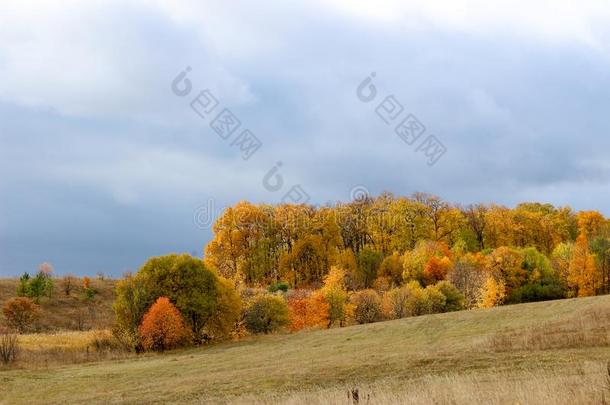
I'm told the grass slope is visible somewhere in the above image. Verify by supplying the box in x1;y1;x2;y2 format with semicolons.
2;295;610;404
0;278;116;331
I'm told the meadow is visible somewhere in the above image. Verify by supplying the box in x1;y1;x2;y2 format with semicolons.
2;294;610;404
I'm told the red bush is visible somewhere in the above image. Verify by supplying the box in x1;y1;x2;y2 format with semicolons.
138;297;191;351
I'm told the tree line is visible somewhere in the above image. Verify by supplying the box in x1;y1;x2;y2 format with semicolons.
105;193;610;352
204;193;609;297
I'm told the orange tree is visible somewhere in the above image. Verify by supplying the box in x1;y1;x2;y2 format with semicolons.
138;297;191;352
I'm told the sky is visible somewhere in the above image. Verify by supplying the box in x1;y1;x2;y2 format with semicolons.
1;0;610;276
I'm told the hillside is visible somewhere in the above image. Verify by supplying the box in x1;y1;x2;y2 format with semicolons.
0;278;116;331
2;295;610;404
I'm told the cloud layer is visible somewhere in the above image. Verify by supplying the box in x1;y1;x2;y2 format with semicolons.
1;0;610;275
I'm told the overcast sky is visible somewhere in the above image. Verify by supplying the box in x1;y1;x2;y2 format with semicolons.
1;0;610;276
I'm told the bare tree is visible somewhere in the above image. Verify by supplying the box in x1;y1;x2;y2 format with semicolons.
61;274;77;296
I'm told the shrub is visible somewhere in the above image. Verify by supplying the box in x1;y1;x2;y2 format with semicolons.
0;328;19;365
423;284;446;314
2;297;40;333
433;281;465;312
287;290;329;331
384;286;412;319
244;295;289;334
378;252;404;287
268;281;289;293
114;254;242;346
138;297;191;352
351;289;383;324
401;281;429;316
385;281;460;319
423;256;453;285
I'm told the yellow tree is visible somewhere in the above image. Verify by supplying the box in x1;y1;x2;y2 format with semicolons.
577;211;606;240
478;277;506;308
567;234;599;297
390;197;432;250
279;235;326;287
485;246;525;298
204;201;273;283
414;193;465;245
484;204;515;248
320;266;348;327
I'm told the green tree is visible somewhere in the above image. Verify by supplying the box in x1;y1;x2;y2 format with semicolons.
243;295;290;334
356;247;382;288
433;281;464;311
113;254;241;346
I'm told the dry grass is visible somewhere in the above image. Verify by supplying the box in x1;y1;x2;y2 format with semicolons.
0;278;117;331
230;364;610;404
5;330;131;369
485;307;610;352
0;295;609;404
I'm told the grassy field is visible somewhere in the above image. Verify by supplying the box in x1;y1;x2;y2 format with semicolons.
0;278;116;331
2;295;610;404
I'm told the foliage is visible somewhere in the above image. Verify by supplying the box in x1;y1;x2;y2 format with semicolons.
449;253;486;309
201;195;608;308
351;290;383;324
287;289;330;331
2;297;40;333
244;295;290;334
433;281;465;311
82;277;96;301
479;277;506;308
17;271;53;303
568;234;598;297
138;297;191;352
423;256;453;285
268;281;289;293
320;266;348;327
113;254;242;346
378;252;404;287
356;247;383;288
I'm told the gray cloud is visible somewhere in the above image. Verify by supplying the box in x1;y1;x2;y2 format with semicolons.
1;1;610;276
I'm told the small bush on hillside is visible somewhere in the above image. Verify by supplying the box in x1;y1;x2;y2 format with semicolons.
384;280;464;319
351;290;383;324
244;295;290;334
83;277;96;301
2;297;40;333
433;281;465;312
138;297;192;352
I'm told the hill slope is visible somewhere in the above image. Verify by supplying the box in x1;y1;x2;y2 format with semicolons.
2;295;610;404
0;278;116;331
